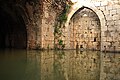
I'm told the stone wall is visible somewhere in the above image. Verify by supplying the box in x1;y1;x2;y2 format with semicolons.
39;0;120;51
69;8;101;50
41;1;56;49
25;0;42;49
1;0;120;51
40;0;66;49
98;0;120;52
64;0;120;51
0;0;42;49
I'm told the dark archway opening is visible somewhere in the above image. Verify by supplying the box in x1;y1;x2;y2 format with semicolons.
0;8;27;49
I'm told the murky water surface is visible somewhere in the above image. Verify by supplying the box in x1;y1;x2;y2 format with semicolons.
0;50;120;80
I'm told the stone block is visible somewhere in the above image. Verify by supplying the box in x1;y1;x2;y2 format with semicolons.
114;20;120;26
100;6;106;11
107;37;113;41
102;42;109;47
94;2;101;7
110;31;115;37
93;42;97;46
108;25;115;31
118;36;120;40
107;20;114;26
101;31;105;37
114;42;119;47
110;9;117;15
113;0;119;4
44;12;49;18
101;1;108;6
106;14;113;21
113;37;118;42
117;8;120;14
104;10;110;15
106;6;113;10
101;26;107;32
107;31;112;37
101;36;107;41
113;14;119;20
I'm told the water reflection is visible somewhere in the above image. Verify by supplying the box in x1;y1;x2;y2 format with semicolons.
0;49;27;80
26;50;100;80
25;50;41;80
0;50;120;80
100;52;120;80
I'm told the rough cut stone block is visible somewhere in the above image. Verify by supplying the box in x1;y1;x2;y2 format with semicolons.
110;31;115;36
101;37;107;41
117;8;120;14
104;10;110;15
113;14;119;20
101;31;105;37
107;20;114;26
106;15;112;21
102;42;109;47
100;6;106;11
94;2;101;7
106;6;113;10
114;20;120;25
101;1;108;6
108;25;115;31
110;9;117;15
114;42;119;47
107;37;113;41
44;12;49;18
101;26;107;31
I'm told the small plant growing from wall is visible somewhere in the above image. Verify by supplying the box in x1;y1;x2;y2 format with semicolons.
53;2;71;50
58;39;65;50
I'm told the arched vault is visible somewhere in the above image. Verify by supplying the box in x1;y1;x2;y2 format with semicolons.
65;1;106;50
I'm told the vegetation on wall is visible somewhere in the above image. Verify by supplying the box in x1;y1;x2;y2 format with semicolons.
53;2;71;50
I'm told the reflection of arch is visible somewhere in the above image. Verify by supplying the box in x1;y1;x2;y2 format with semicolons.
66;2;106;50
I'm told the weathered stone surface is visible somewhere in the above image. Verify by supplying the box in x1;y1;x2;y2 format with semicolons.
68;8;101;50
1;0;120;51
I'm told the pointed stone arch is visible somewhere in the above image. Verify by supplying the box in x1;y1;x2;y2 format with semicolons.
65;2;106;51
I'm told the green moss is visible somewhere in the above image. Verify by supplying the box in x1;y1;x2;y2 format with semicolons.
59;13;67;23
54;3;71;50
58;39;63;45
65;4;71;12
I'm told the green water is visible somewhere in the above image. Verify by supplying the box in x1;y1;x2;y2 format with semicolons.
0;50;120;80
